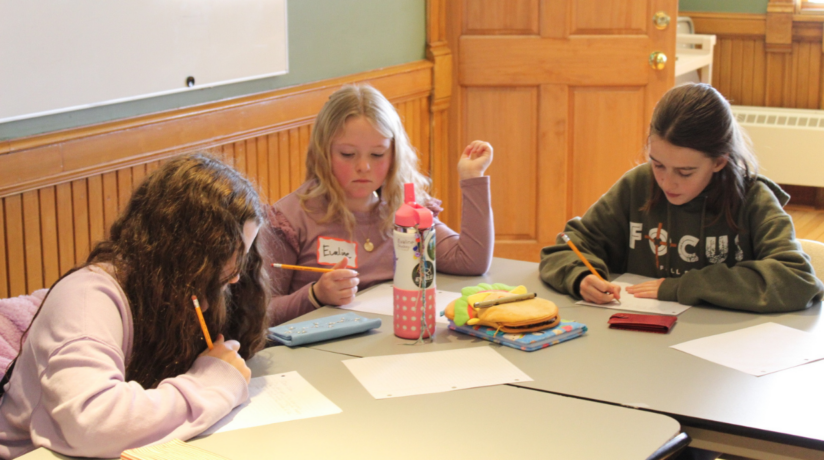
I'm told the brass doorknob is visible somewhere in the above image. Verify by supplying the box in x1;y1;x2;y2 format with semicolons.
653;11;671;30
649;52;667;70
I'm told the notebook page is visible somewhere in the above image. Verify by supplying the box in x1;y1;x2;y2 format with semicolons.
343;347;532;399
671;322;824;376
202;371;341;435
576;273;691;315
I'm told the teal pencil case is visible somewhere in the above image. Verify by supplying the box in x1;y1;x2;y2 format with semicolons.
268;312;381;347
447;319;587;352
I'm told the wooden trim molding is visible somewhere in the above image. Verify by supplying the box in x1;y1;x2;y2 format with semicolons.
767;0;796;52
0;61;433;198
0;60;436;297
683;12;767;38
684;10;824;41
427;0;455;228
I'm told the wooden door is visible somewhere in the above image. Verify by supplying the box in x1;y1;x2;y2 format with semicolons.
447;0;676;261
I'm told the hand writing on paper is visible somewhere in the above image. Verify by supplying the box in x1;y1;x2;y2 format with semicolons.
313;257;360;306
203;334;251;383
580;274;622;304
625;278;665;299
457;140;494;180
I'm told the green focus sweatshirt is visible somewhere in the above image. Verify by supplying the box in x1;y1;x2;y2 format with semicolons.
539;164;824;313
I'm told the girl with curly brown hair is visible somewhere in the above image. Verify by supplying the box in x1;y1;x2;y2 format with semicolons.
0;153;270;459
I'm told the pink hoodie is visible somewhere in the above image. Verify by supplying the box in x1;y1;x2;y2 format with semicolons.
0;266;248;459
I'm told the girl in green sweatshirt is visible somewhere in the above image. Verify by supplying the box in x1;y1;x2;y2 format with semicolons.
539;83;823;313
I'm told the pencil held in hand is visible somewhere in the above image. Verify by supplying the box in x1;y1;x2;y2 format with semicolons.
192;295;214;350
271;263;334;274
561;233;605;282
561;233;620;303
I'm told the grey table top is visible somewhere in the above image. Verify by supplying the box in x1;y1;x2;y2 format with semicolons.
19;346;680;460
298;257;824;450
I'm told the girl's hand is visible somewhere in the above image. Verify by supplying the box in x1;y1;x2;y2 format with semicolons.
457;140;494;180
580;274;622;304
625;278;664;299
313;257;360;306
202;334;251;384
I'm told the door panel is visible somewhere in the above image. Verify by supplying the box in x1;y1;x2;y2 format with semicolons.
450;0;676;262
460;36;650;86
570;87;646;217
466;87;538;240
465;0;539;35
571;0;648;35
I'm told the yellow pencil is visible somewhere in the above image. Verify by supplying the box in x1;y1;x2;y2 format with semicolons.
561;233;606;282
191;295;214;350
561;233;620;303
271;263;334;273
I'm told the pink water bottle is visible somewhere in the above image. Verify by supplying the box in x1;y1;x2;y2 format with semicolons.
393;183;436;339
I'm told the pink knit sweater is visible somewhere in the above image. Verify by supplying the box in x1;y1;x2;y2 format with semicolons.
264;177;495;326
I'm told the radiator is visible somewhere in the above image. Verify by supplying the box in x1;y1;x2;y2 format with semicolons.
730;105;824;187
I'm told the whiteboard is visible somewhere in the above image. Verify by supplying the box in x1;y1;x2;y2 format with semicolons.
0;0;288;123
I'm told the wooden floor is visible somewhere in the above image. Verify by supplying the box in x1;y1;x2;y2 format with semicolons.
787;205;824;243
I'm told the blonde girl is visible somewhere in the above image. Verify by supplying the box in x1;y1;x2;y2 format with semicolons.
265;84;495;325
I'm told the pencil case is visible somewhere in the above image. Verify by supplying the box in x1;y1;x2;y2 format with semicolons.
608;313;676;334
447;319;587;352
268;312;381;347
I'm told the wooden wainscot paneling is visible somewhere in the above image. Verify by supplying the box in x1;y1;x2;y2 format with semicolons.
685;9;824;110
0;61;434;297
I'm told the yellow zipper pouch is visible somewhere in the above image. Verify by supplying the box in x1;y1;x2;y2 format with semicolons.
443;283;560;333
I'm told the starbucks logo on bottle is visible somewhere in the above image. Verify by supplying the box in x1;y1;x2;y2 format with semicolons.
411;261;435;288
426;232;436;261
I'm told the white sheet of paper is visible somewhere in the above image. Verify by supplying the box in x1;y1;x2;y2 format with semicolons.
671;322;824;376
202;371;341;435
339;283;462;324
343;347;533;399
576;273;691;316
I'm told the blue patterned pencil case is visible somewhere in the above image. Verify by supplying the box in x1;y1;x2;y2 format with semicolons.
268;312;382;347
448;319;587;352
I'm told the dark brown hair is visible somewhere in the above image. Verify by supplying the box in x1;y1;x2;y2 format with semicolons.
4;153;270;391
643;83;758;229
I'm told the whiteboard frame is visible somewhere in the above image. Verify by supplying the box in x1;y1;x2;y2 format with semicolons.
0;0;289;124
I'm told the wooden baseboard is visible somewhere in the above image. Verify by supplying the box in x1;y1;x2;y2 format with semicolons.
781;184;824;209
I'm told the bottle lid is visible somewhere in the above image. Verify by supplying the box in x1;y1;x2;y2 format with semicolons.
394;183;433;228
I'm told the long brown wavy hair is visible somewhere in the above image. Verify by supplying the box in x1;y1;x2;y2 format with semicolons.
643;83;759;230
5;153;270;391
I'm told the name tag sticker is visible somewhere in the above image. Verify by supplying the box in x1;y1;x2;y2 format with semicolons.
317;236;358;268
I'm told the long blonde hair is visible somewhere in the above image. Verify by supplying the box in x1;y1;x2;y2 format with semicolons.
300;84;431;235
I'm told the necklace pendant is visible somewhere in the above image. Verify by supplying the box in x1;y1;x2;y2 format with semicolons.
364;238;374;252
